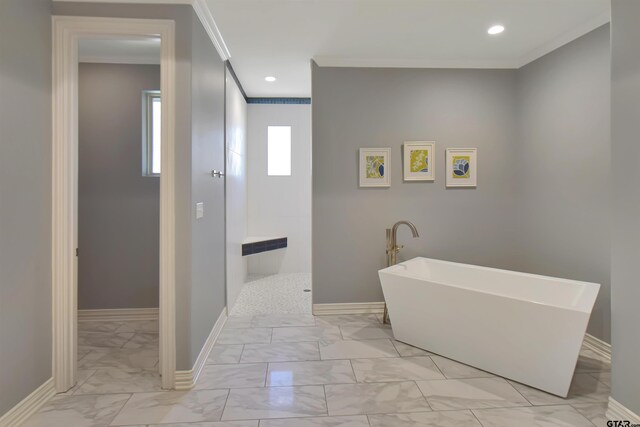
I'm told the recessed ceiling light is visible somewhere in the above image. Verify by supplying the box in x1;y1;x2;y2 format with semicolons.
488;25;505;35
265;76;277;82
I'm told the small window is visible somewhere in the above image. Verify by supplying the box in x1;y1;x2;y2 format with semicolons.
142;90;161;176
267;126;291;176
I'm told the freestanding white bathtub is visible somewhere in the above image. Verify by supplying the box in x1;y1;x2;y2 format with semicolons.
379;257;600;397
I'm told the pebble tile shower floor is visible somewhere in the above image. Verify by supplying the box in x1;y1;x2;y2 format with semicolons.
23;313;610;426
230;273;312;316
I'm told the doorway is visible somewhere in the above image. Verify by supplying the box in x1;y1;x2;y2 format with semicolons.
52;16;177;392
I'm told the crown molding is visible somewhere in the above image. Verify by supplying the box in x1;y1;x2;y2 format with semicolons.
312;56;520;69
52;0;230;61
516;11;610;68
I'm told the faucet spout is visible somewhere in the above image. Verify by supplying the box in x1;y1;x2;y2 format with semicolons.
392;220;419;238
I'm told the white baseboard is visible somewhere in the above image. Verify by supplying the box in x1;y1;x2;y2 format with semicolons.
583;333;611;361
313;302;385;315
607;397;640;423
175;308;227;390
0;378;55;427
78;308;159;322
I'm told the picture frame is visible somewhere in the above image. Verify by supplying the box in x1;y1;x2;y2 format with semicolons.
359;147;391;187
403;141;435;181
446;148;477;188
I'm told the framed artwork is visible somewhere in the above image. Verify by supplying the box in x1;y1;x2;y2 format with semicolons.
446;148;477;188
359;147;391;187
403;141;435;181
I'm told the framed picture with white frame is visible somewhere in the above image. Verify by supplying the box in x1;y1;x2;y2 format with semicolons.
446;148;477;188
403;141;435;181
359;147;391;187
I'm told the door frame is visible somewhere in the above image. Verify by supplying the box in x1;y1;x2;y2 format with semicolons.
52;15;177;391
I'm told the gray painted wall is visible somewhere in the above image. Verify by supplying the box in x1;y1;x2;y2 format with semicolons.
78;63;160;310
53;2;226;370
516;25;611;342
0;0;52;415
312;26;611;342
611;0;640;415
312;64;520;305
189;11;227;368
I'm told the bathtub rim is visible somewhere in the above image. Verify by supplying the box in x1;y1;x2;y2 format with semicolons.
379;257;600;313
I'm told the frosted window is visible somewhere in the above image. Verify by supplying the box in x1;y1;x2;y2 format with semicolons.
267;126;291;176
143;91;161;176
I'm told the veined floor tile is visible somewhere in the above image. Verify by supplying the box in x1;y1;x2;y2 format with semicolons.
110;389;229;425
148;422;258;427
575;349;611;373
416;377;530;411
251;314;316;328
224;316;254;329
58;369;96;396
194;363;267;389
78;320;125;333
339;326;394;340
78;347;158;371
221;386;327;420
472;404;594;427
267;360;356;386
392;340;432;357
508;373;610;405
572;402;609;427
122;332;158;349
271;326;343;343
217;328;272;345
116;319;159;334
240;342;320;363
368;410;482;427
77;331;134;348
430;355;495;379
590;371;611;386
325;381;431;416
22;393;130;427
319;339;399;360
351;356;444;382
74;367;161;394
315;314;382;327
260;415;370;427
207;344;244;364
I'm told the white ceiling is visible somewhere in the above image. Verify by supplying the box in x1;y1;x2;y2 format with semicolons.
78;37;161;64
206;0;610;97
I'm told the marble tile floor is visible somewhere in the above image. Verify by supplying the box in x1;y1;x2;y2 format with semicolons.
24;313;611;426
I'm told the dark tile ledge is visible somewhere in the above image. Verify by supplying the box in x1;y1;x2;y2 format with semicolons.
242;237;287;256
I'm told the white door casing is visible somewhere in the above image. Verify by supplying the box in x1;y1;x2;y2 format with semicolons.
52;15;177;390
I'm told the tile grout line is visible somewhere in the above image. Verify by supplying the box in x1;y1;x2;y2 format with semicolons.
470;408;489;427
412;380;434;411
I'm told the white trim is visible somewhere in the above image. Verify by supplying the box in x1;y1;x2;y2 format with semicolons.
313;302;385;315
79;55;160;65
175;309;228;390
313;56;520;69
52;15;177;391
51;0;230;61
0;378;55;427
583;333;612;362
607;397;640;423
516;11;610;68
78;308;159;322
192;0;231;60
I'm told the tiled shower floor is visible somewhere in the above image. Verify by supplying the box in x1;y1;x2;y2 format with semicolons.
23;313;610;426
230;273;312;316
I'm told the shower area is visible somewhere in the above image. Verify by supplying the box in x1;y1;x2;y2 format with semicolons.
225;87;312;316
